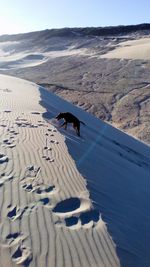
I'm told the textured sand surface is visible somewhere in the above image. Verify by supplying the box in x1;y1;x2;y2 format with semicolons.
1;74;150;267
0;75;120;267
0;32;150;145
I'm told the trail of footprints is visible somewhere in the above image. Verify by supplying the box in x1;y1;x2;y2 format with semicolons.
2;127;19;148
0;114;59;264
0;114;100;229
0;113;100;265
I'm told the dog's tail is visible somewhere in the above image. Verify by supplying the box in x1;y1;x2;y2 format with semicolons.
80;121;86;126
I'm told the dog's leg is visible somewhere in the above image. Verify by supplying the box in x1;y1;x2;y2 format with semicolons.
77;124;80;136
73;123;80;136
60;122;67;130
64;122;67;130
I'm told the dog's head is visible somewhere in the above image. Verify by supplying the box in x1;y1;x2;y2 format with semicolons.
55;113;64;120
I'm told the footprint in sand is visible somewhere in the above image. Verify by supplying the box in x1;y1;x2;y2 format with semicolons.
50;140;59;144
21;165;42;185
7;206;22;221
6;128;19;140
53;197;100;228
65;209;100;227
12;245;32;265
7;204;37;221
15;119;38;128
16;117;27;122
35;184;55;195
8;144;16;148
44;138;52;150
0;124;7;127
9;129;19;135
38;122;46;127
42;156;54;162
3;138;16;148
31;111;41;115
0;154;9;164
2;129;18;148
8;127;19;134
7;197;53;221
3;139;10;144
53;198;81;214
6;232;26;246
43;139;54;162
48;128;57;133
25;165;40;178
22;183;34;192
43;147;52;151
4;110;11;113
30;124;38;128
22;182;55;194
21;180;57;211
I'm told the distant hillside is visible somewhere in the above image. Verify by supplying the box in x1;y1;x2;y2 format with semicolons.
0;23;150;145
0;23;150;41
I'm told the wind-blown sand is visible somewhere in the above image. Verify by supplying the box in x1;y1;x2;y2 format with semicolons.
0;74;150;267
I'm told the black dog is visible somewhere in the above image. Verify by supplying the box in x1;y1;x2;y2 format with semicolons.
56;112;85;136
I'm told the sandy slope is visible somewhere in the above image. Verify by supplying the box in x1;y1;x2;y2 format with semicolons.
101;37;150;59
0;75;120;267
1;74;150;267
1;36;150;71
1;34;150;146
0;40;91;70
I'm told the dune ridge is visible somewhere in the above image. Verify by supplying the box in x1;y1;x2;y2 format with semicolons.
0;74;120;267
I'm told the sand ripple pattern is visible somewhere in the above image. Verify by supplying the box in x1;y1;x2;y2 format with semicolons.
0;75;120;267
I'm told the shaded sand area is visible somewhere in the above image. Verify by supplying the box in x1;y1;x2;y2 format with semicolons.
0;75;120;267
1;75;150;267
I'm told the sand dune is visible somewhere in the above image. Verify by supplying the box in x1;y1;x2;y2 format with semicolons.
1;74;150;266
1;35;150;72
0;74;120;267
101;37;150;59
0;52;47;70
0;41;48;69
0;39;91;70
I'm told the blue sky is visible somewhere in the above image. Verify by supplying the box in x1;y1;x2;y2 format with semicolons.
0;0;149;35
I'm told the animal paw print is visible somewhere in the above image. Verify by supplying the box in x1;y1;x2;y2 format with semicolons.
0;153;9;164
22;183;55;208
2;138;16;148
53;197;100;228
6;232;26;246
11;245;32;265
7;204;37;221
25;165;40;178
